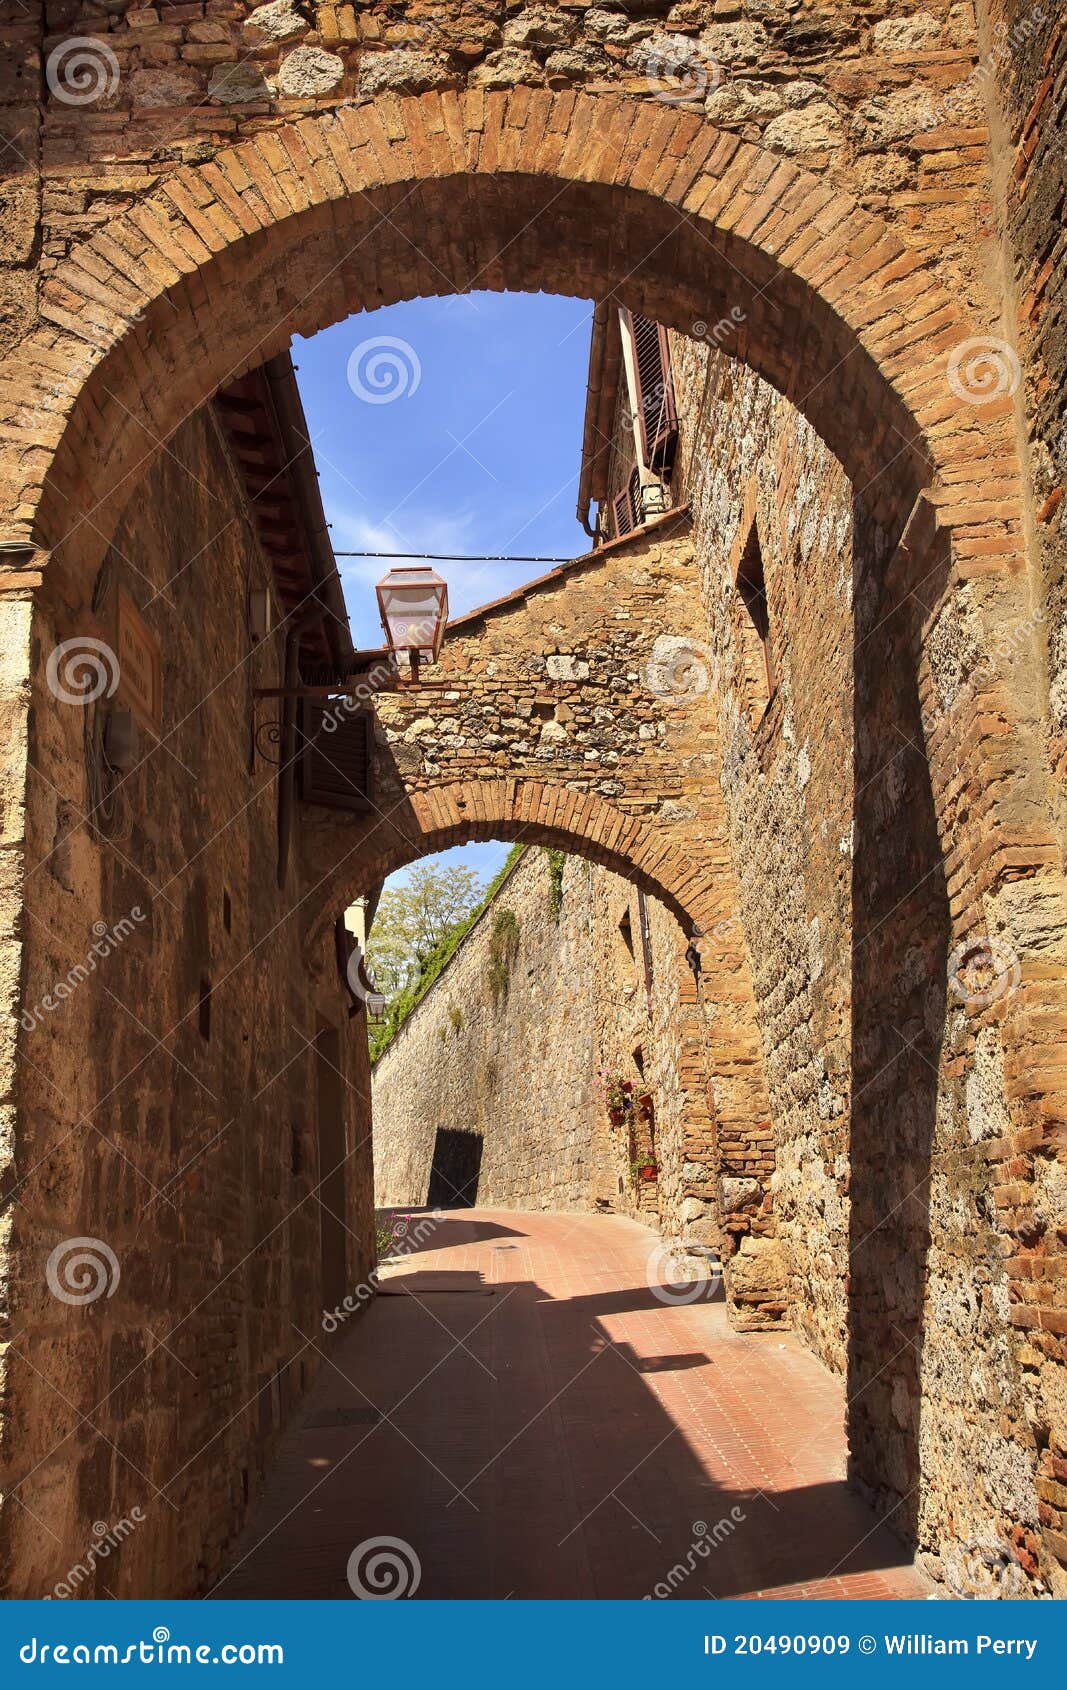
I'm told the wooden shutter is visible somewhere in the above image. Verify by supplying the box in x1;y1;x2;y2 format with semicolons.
625;310;677;472
612;466;641;538
299;702;373;810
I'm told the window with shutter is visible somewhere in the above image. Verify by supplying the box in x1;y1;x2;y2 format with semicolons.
298;702;373;810
611;466;642;538
624;310;678;472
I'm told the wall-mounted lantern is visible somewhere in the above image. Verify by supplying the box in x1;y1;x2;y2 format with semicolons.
375;565;448;678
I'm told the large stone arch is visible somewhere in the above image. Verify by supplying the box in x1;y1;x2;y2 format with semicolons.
298;773;782;1330
0;86;1020;571
1;81;1064;1596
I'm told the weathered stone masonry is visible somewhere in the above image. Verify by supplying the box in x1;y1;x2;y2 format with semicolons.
0;0;1064;1603
372;845;721;1249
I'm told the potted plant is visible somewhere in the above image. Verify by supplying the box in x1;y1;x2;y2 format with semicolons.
637;1090;654;1122
630;1156;659;1183
599;1071;634;1125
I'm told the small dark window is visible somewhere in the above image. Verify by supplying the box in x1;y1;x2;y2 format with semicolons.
736;521;775;702
290;1122;304;1179
198;977;212;1041
619;910;635;959
222;890;232;933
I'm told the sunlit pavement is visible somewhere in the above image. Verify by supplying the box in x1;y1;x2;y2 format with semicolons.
215;1210;929;1600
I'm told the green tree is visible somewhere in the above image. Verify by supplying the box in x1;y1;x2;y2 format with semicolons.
366;862;485;1001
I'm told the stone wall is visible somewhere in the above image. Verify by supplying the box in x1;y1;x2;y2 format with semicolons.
0;400;372;1598
669;328;1064;1595
372;843;717;1247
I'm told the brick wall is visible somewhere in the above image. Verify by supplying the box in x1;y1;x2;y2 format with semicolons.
0;401;372;1598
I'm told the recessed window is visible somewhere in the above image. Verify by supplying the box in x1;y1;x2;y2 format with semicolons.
736;519;776;708
198;977;212;1042
222;890;232;933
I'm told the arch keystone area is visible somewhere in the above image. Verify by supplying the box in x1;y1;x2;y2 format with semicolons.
0;88;1023;587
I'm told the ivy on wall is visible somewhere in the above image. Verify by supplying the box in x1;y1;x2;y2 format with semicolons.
369;844;525;1061
543;848;567;919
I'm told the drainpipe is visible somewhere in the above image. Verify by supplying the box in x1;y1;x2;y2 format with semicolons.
577;302;611;540
277;603;325;889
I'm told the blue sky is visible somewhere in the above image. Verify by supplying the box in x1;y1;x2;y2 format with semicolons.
294;290;595;891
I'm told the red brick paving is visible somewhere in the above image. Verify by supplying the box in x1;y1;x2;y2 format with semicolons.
215;1210;930;1600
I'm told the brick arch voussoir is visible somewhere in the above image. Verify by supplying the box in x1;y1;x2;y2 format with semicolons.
300;778;720;963
1;88;1017;568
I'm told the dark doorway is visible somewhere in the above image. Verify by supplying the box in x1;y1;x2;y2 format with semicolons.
427;1129;484;1208
315;1025;348;1312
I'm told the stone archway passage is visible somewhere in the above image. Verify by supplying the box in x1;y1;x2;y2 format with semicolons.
1;87;1020;574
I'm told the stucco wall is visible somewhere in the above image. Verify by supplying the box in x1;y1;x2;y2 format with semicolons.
1;402;372;1598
